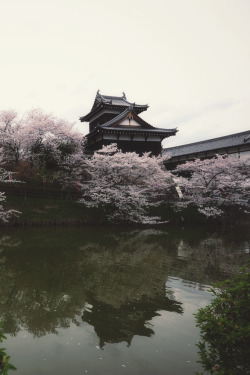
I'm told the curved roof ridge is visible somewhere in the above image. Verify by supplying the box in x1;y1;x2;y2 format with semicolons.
96;90;126;100
100;94;124;100
100;108;131;127
96;90;148;108
81;91;149;122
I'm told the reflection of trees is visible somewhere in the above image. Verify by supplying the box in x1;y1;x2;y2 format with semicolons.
0;227;248;346
0;229;183;345
0;248;86;336
172;233;250;286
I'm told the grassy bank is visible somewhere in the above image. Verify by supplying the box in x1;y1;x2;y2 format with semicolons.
2;190;250;227
2;195;213;227
3;195;102;226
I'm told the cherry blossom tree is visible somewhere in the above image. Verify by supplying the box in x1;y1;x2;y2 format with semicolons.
55;140;88;198
0;150;20;222
22;108;84;175
79;144;175;224
173;155;250;217
0;109;25;164
0;108;85;183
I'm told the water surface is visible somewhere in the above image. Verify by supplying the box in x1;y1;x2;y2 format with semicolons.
0;226;249;375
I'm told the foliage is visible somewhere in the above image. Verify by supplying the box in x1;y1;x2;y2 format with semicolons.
0;151;20;222
0;110;24;164
0;109;84;174
57;142;87;194
195;265;250;375
79;144;175;224
21;108;84;176
0;321;16;374
0;108;86;210
3;195;93;224
173;155;250;218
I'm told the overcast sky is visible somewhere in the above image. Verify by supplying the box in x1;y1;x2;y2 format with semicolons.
0;0;249;148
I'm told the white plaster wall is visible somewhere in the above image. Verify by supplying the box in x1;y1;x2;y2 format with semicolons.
119;118;140;127
240;150;250;159
103;134;118;140
118;135;131;140
133;135;145;141
228;152;239;158
147;136;161;141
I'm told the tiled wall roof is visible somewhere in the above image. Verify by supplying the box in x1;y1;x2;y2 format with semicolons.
163;130;250;157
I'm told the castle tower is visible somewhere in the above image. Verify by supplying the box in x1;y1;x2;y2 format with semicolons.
80;91;177;155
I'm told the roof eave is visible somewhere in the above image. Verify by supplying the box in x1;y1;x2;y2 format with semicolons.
86;126;177;139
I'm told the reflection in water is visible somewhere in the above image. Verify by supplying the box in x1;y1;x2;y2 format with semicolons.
0;226;249;375
82;296;182;348
0;229;185;345
0;227;249;347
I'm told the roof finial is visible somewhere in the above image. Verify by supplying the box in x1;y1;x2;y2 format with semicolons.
122;92;127;100
97;89;100;96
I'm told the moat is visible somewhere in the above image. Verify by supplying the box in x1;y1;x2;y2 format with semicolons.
0;226;249;375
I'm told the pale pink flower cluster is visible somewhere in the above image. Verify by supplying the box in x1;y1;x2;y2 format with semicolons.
0;150;20;222
79;144;174;224
173;154;250;217
0;108;83;168
0;108;84;221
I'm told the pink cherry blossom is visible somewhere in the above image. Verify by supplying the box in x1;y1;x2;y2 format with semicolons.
173;154;250;217
79;144;174;224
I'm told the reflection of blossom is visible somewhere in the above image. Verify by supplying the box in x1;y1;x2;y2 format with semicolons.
0;228;248;344
0;235;21;249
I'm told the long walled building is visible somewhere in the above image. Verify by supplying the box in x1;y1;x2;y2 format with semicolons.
163;130;250;169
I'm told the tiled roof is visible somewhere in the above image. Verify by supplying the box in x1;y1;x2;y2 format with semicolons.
163;130;250;157
85;108;177;138
99;108;131;127
99;126;176;135
86;126;176;139
80;91;148;122
93;91;148;110
80;103;102;122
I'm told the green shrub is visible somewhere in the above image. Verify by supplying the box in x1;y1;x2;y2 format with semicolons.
195;265;250;375
0;321;16;375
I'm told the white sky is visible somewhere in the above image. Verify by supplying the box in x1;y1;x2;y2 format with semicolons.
0;0;249;148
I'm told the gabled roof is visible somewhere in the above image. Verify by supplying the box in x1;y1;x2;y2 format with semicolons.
100;109;154;129
80;90;148;122
86;109;177;139
163;130;250;157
